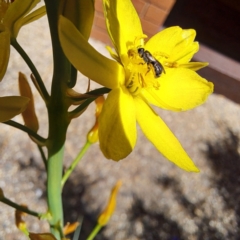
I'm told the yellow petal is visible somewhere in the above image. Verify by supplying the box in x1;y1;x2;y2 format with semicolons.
0;96;29;122
59;16;124;89
98;87;136;160
135;97;199;172
142;68;213;111
145;26;183;57
60;0;94;39
0;27;10;81
181;29;196;43
169;29;198;63
103;0;143;62
18;72;39;132
4;0;40;38
180;62;208;71
171;42;199;64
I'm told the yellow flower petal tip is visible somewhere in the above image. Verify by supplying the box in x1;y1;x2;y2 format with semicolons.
185;163;200;173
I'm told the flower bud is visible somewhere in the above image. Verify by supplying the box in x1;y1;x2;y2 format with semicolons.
98;180;122;226
63;221;80;235
59;0;94;39
0;27;10;81
29;232;57;240
87;96;105;143
15;206;28;235
18;72;39;132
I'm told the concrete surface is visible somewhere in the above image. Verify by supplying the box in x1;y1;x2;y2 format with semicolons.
1;14;240;240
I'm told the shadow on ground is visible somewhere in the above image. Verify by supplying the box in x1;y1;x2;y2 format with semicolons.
15;126;240;239
204;128;240;238
62;172;107;240
59;127;240;239
124;127;240;240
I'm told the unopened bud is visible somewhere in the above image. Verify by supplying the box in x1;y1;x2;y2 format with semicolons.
63;221;80;235
87;96;105;144
15;206;28;235
98;180;122;226
29;232;57;240
18;72;39;132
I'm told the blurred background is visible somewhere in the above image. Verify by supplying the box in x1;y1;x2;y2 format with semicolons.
0;0;240;239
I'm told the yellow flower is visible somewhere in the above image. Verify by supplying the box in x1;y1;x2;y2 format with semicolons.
58;0;213;172
0;0;46;81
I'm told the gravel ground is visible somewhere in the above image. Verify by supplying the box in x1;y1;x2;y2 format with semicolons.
1;14;240;240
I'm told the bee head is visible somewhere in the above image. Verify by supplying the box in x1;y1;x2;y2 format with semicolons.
137;48;145;58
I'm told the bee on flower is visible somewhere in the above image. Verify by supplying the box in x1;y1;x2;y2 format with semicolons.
59;0;213;172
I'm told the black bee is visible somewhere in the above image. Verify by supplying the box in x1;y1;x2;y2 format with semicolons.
138;48;165;78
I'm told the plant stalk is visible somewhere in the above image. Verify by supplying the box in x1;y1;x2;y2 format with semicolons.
44;0;71;238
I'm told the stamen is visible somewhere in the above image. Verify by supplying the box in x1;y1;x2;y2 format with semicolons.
126;80;133;88
125;36;164;96
164;61;178;68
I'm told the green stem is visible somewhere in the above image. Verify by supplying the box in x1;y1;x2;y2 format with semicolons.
38;145;47;170
44;0;71;239
86;224;102;240
0;197;41;217
11;39;50;103
47;145;65;237
62;141;91;187
68;64;77;88
3;120;46;145
68;98;96;119
86;87;111;95
73;216;83;240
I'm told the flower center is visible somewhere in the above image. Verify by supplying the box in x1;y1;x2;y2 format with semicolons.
125;47;162;96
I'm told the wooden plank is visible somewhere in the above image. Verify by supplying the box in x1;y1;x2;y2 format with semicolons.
195;45;240;104
164;0;240;62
